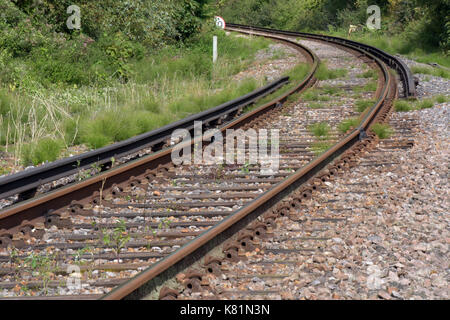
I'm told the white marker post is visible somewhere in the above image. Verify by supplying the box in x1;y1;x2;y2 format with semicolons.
213;36;218;64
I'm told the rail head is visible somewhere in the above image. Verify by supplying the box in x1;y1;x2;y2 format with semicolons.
101;25;393;300
0;25;395;301
226;23;415;98
0;34;318;235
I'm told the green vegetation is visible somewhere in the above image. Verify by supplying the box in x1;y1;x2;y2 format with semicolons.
267;63;310;104
363;81;378;92
372;123;394;139
299;85;344;103
394;95;448;112
0;1;209;87
435;95;448;103
321;85;344;96
309;122;330;139
286;63;311;82
355;99;376;113
101;219;131;256
300;89;322;102
394;100;413;112
243;62;311;112
311;142;333;156
358;69;378;79
417;99;434;109
338;118;360;134
2;0;448;168
286;91;303;103
352;80;379;94
218;0;450;66
0;0;276;166
411;66;450;79
307;102;326;109
20;252;58;294
315;63;348;80
21;138;64;166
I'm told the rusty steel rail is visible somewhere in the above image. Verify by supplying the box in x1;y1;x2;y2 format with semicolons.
0;77;290;202
0;33;318;246
101;25;398;300
226;23;416;98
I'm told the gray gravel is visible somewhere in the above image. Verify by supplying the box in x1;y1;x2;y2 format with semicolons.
179;101;449;301
396;55;450;98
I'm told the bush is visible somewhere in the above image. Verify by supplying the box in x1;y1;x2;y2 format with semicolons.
417;99;434;109
219;0;450;52
372;123;393;139
0;0;209;88
79;110;141;149
21;138;64;165
0;89;13;116
338;118;360;133
10;0;203;46
309;122;330;138
394;100;413;112
435;95;448;104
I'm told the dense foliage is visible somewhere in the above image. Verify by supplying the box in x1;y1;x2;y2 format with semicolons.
0;0;209;87
216;0;450;52
0;0;278;166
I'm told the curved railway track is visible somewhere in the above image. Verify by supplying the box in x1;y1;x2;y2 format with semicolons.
0;24;414;300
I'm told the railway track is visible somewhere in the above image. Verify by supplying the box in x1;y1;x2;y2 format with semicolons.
174;113;420;300
0;24;415;300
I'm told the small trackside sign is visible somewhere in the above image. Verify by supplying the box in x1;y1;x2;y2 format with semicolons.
215;16;226;29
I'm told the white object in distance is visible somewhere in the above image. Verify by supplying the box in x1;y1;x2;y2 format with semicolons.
215;16;226;29
213;36;218;63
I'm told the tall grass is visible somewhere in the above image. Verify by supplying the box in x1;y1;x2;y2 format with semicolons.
0;31;272;166
326;30;450;69
411;66;450;79
315;62;348;80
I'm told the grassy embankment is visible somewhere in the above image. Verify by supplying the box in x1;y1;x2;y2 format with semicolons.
0;30;276;169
